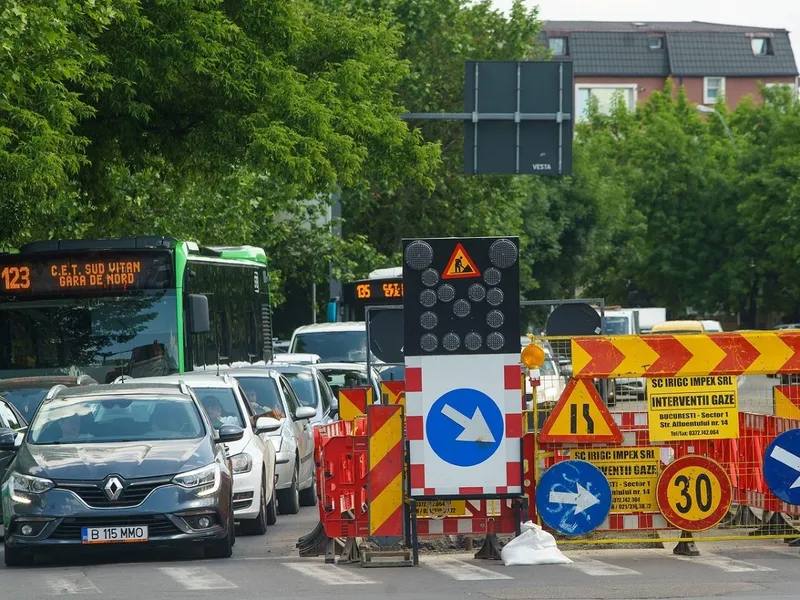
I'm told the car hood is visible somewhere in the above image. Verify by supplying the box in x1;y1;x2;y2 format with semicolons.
15;439;212;481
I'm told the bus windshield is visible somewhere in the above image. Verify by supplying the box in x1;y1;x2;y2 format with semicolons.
0;291;180;385
292;331;369;363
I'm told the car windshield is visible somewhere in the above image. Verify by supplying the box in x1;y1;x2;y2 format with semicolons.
282;372;317;408
192;387;245;428
541;357;557;376
28;396;204;444
320;368;370;397
292;331;369;363
235;376;286;419
604;316;629;334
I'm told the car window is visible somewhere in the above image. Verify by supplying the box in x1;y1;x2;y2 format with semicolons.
237;383;256;418
193;387;245;428
0;399;24;430
283;372;317;408
291;331;372;362
321;369;370;399
28;397;204;444
316;374;332;412
235;376;286;419
541;357;557;376
279;377;301;415
1;388;49;420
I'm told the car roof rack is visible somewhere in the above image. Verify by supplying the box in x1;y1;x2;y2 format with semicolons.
45;385;68;400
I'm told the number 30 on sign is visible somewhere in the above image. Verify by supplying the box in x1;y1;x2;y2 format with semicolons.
656;455;732;532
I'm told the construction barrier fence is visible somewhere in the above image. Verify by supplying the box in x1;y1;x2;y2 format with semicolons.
528;333;800;544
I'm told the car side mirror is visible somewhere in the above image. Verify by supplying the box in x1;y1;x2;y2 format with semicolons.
216;424;244;444
295;406;316;421
189;294;210;334
0;428;19;452
255;416;282;434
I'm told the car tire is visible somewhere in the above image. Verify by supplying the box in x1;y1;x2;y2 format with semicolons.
299;469;317;507
240;473;268;536
205;512;234;559
277;460;300;515
4;544;33;567
266;485;278;526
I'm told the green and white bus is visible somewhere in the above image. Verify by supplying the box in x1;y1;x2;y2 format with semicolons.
0;236;274;393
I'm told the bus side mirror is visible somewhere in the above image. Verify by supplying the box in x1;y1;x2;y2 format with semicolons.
189;294;210;334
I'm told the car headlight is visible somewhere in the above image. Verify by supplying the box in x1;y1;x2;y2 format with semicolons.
8;472;54;504
270;436;282;452
172;463;220;497
231;453;253;474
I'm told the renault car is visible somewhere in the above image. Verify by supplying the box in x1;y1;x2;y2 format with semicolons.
0;382;243;566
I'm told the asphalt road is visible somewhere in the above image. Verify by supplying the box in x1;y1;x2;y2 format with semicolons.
2;508;800;600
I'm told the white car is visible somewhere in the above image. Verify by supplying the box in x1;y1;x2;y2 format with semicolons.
520;337;566;407
316;362;383;405
228;369;317;515
272;353;323;365
114;372;278;535
289;322;382;364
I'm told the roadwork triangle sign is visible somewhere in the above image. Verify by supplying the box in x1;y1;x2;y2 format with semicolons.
442;243;480;279
539;379;623;443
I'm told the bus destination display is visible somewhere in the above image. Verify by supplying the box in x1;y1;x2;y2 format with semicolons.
353;279;404;302
0;253;173;295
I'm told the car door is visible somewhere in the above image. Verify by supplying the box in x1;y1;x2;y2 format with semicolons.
0;398;26;482
278;376;313;482
315;372;335;424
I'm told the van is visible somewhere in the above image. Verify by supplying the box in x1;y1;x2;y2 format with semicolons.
650;320;705;335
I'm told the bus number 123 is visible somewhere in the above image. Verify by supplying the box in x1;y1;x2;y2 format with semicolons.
1;266;31;290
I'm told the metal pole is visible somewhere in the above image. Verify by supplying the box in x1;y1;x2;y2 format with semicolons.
472;62;480;174
311;283;317;324
558;62;564;174
515;61;522;174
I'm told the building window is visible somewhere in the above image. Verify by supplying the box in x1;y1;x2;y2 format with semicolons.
751;37;773;55
576;84;637;121
648;37;664;50
549;37;568;56
703;77;725;104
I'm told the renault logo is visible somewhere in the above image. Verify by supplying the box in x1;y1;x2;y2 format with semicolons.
104;476;124;501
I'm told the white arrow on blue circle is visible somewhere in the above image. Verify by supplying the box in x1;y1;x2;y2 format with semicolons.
549;484;600;514
441;404;495;443
770;445;800;489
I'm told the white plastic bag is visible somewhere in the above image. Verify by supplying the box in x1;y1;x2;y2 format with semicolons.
500;520;573;566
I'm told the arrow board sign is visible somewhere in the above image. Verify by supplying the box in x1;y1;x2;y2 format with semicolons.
535;460;612;536
763;428;800;505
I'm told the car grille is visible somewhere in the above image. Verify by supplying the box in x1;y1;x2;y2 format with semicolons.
50;515;182;540
56;477;173;508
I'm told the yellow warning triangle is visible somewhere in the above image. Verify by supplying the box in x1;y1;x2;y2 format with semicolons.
539;379;623;444
442;243;481;279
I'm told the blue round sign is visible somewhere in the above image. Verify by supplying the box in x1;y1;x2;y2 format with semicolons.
426;388;504;467
764;428;800;505
535;460;612;536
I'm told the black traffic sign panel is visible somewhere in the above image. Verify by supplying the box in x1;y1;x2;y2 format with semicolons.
402;237;521;357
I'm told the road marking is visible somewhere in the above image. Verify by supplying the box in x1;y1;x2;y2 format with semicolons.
285;562;378;585
422;557;513;580
765;547;800;559
159;567;238;590
44;574;101;595
672;553;775;572
563;558;640;576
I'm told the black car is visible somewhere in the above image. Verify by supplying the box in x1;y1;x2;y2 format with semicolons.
0;375;98;422
0;382;243;567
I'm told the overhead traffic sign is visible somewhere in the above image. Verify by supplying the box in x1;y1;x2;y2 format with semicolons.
763;428;800;505
538;379;623;443
426;388;504;467
656;455;732;531
442;243;481;279
535;460;612;535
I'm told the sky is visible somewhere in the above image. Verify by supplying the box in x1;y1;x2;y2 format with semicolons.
491;0;800;68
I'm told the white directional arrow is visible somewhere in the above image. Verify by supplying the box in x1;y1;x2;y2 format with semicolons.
441;404;495;443
549;483;600;514
769;445;800;489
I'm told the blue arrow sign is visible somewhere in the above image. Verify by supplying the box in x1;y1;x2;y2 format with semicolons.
535;460;612;536
425;388;504;467
763;428;800;505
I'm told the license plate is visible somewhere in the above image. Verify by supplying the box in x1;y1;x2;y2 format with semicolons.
81;526;149;544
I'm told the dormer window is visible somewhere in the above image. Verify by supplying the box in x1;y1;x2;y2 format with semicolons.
648;36;664;50
549;37;568;56
751;37;774;55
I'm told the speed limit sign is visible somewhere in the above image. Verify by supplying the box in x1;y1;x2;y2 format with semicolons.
656;455;732;532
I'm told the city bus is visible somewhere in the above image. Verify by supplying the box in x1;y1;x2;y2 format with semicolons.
0;237;274;403
334;266;403;322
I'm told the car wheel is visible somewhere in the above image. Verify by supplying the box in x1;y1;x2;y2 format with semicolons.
299;468;317;507
4;544;33;567
266;482;278;526
205;512;234;559
240;473;268;536
277;460;300;515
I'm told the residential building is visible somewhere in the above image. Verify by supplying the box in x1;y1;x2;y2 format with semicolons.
539;21;799;121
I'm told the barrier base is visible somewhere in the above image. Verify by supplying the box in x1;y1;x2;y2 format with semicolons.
360;547;414;568
338;538;362;564
673;531;700;557
474;533;504;560
297;522;341;558
748;511;800;538
718;505;761;529
787;537;800;547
